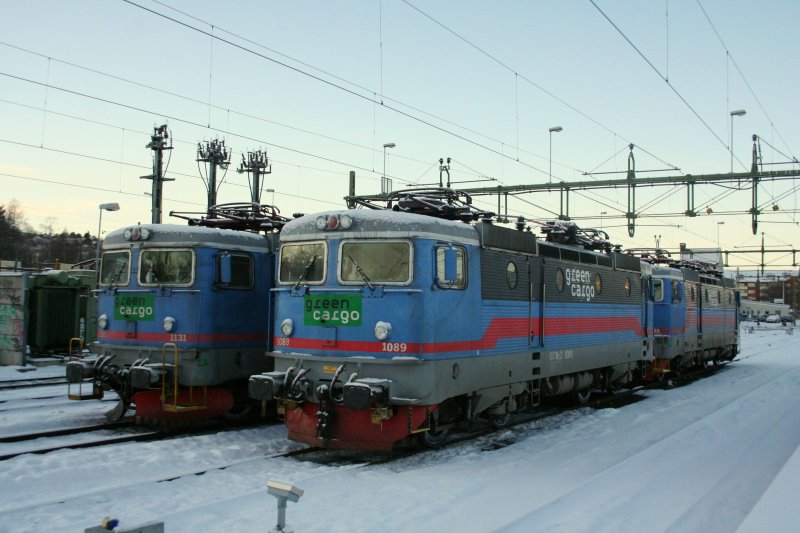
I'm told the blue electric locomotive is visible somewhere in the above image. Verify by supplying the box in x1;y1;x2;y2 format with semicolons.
67;223;277;421
249;190;658;450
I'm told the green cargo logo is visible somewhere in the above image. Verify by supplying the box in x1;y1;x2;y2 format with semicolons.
304;294;362;326
115;294;155;321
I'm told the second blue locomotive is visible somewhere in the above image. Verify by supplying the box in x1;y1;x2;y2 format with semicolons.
67;224;276;421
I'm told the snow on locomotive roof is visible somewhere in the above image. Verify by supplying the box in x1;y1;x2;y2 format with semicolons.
281;209;481;245
651;265;683;279
102;223;272;253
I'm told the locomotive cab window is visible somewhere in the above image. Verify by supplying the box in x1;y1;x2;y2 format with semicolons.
216;252;253;289
653;279;664;301
672;282;682;303
279;241;326;284
339;240;412;285
139;249;194;286
100;250;131;286
435;245;466;289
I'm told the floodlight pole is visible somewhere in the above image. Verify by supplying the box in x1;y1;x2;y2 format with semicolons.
730;109;746;173
382;142;395;194
548;126;562;184
95;203;120;269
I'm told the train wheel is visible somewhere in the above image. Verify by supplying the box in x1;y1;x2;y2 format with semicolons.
105;399;131;421
655;370;670;385
490;413;512;429
574;389;592;405
420;428;450;448
223;404;253;421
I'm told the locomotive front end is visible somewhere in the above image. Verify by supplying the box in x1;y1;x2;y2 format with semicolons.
67;224;274;422
251;210;476;450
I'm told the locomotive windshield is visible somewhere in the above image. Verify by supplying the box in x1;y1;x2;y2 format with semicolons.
99;251;130;286
279;242;326;284
139;249;194;286
339;241;411;284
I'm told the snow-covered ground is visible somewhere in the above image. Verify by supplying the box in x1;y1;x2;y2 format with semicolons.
1;323;798;533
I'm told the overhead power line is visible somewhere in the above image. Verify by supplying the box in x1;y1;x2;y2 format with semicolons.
400;0;681;171
695;0;796;159
0;71;385;176
148;0;564;169
588;0;729;151
121;0;551;180
1;170;343;210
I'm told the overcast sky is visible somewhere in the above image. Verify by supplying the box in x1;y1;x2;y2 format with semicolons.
1;0;797;271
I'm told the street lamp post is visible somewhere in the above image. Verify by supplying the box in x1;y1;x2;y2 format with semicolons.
265;188;275;206
382;142;395;194
548;126;563;184
730;109;746;173
600;211;607;230
96;202;120;270
717;221;725;267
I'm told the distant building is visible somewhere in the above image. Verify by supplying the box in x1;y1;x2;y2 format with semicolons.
677;243;799;312
679;244;724;273
736;272;799;312
0;259;22;271
740;299;793;320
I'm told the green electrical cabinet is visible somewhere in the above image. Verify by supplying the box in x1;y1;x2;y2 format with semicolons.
27;270;97;356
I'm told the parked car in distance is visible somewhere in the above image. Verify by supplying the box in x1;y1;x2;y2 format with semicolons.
765;314;781;323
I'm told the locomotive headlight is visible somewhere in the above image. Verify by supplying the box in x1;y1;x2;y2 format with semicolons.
98;313;108;330
339;214;353;229
281;318;294;337
315;216;327;230
374;321;392;341
163;316;176;332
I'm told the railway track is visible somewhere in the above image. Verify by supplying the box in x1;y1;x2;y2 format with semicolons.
0;376;68;390
0;396;118;412
0;415;272;462
1;428;309;515
0;419;161;461
0;419;134;444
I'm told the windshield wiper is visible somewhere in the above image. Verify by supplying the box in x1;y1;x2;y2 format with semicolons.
294;255;318;289
348;255;374;290
107;264;127;287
